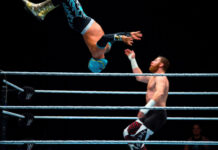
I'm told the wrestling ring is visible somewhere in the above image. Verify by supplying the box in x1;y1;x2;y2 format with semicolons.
0;71;218;148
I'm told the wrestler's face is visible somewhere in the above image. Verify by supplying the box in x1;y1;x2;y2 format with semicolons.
192;124;201;136
149;57;162;73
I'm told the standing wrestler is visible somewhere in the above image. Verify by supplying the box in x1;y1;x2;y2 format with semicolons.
22;0;143;73
123;49;170;150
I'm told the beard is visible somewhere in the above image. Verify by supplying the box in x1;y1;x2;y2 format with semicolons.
149;65;159;73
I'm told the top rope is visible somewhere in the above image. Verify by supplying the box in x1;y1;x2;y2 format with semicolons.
1;71;218;77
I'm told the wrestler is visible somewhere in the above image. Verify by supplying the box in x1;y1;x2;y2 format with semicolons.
123;49;170;150
22;0;143;72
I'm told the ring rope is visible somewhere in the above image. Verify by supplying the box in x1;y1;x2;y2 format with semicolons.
0;140;218;145
1;106;218;110
1;71;218;77
4;79;218;95
2;73;218;147
2;111;217;120
35;90;218;95
3;80;24;92
3;111;216;120
2;110;25;119
33;116;218;121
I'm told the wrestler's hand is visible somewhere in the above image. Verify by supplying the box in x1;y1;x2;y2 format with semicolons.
122;36;134;46
124;49;135;59
130;31;142;40
137;111;145;118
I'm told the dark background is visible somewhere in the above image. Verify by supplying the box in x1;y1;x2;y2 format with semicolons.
1;0;218;150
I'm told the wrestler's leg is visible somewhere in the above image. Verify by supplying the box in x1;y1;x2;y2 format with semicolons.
123;120;153;150
22;0;59;20
61;0;133;49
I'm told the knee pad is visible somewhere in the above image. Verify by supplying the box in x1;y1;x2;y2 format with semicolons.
128;120;145;136
124;120;154;141
123;120;145;139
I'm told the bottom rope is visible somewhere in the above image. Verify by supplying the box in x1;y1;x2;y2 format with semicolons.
0;140;218;145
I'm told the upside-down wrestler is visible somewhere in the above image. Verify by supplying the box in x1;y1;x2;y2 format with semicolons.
22;0;142;73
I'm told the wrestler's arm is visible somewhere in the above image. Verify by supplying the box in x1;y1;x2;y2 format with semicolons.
122;31;142;46
133;68;150;83
124;49;151;83
130;31;143;40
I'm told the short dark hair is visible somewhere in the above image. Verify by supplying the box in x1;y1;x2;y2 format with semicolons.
159;56;170;72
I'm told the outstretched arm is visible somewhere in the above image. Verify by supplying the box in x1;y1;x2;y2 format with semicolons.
130;31;143;40
122;31;143;46
124;49;150;83
96;31;142;50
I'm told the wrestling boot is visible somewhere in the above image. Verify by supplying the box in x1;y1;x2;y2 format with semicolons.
22;0;57;21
